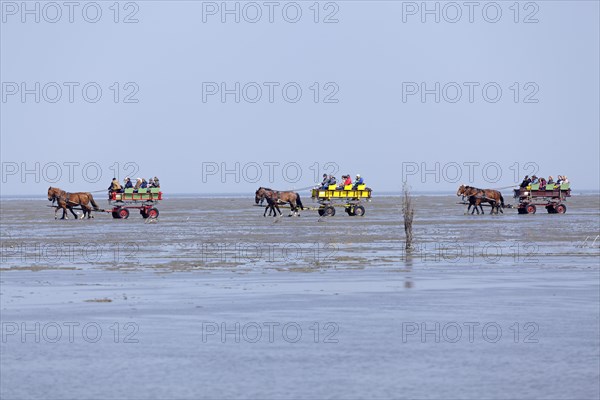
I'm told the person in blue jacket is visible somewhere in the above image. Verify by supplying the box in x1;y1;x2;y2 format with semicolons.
353;174;364;189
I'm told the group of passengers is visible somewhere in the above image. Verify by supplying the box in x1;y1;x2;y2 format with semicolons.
319;174;365;190
108;176;161;193
520;175;569;190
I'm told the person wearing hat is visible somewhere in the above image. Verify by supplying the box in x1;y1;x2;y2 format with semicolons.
319;173;329;189
124;177;133;189
108;177;122;194
134;178;142;190
353;174;364;189
153;176;160;188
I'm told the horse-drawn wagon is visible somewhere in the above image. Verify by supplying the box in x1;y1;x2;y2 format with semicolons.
513;183;571;214
48;186;162;220
254;185;372;217
109;187;162;219
311;184;372;216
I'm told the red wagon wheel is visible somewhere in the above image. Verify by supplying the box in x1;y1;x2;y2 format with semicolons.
555;204;567;214
118;208;130;219
526;204;536;214
147;207;159;218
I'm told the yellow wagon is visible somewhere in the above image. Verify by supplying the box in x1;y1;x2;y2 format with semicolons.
311;184;372;216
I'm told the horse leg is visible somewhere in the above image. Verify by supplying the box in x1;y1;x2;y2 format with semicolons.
69;207;78;219
61;207;68;219
275;204;281;216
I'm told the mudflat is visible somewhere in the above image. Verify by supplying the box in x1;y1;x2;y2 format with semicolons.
1;194;599;399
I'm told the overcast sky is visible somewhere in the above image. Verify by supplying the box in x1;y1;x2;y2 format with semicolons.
1;1;598;196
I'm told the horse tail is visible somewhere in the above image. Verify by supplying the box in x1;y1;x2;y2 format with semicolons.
89;194;100;210
296;193;304;210
499;193;505;208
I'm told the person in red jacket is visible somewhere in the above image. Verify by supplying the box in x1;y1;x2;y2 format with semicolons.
343;175;352;187
337;175;352;189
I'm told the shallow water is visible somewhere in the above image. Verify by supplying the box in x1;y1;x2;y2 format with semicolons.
1;195;599;399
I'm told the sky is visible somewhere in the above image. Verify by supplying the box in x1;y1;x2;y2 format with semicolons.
1;0;599;196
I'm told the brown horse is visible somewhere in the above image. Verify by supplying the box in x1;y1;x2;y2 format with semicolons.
255;187;304;217
457;185;484;214
457;185;504;215
48;187;100;219
263;191;283;217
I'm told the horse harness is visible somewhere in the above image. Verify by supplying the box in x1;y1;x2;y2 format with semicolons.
54;191;77;206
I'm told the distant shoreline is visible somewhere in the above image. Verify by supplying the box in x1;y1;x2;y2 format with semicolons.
2;190;599;201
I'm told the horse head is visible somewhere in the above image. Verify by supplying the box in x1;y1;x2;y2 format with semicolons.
255;187;264;204
48;187;57;201
456;185;466;196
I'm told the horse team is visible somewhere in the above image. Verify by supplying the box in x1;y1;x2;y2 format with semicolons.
48;187;101;219
255;187;304;217
456;185;505;215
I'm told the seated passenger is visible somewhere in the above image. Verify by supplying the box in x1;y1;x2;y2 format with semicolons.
124;177;133;189
539;177;547;189
556;175;563;185
547;176;554;185
319;174;328;189
353;174;364;189
562;176;569;184
321;175;335;189
341;174;352;188
153;176;160;188
530;175;539;184
520;175;531;188
134;178;142;191
108;177;122;194
141;178;148;189
329;175;337;187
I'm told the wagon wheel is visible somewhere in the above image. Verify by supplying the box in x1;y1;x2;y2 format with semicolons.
526;204;536;214
147;208;159;218
353;205;365;217
118;208;130;219
323;206;336;217
555;204;566;214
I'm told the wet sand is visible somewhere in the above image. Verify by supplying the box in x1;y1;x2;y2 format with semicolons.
1;195;599;399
